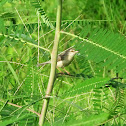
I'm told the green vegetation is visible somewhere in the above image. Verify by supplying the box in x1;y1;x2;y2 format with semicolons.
0;0;126;125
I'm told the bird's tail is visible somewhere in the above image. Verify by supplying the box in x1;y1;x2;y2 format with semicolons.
37;61;51;67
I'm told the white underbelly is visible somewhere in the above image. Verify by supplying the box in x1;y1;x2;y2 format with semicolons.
57;61;64;67
57;60;72;67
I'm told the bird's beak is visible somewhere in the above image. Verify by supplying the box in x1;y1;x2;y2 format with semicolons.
75;51;79;53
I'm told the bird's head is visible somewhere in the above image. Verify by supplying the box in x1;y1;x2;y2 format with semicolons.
67;48;78;57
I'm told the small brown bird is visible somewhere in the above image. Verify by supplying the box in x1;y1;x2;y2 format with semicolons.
38;47;78;74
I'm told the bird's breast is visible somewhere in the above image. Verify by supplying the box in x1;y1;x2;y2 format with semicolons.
57;60;64;67
57;58;73;68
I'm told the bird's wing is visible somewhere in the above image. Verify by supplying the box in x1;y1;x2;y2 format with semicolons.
58;46;74;61
58;46;74;56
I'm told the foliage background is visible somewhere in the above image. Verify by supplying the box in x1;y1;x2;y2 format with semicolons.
0;0;126;125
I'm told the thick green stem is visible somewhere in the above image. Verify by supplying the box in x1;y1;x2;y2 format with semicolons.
39;0;62;125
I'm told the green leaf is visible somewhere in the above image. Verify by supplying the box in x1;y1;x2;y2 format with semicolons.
62;77;110;97
2;55;20;86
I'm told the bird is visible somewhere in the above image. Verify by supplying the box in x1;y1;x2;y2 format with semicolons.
37;47;78;74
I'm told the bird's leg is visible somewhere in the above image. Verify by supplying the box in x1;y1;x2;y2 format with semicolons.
56;67;64;74
57;67;70;75
63;68;70;75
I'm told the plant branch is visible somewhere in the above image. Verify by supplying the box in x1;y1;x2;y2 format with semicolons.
0;99;40;117
39;0;62;125
0;33;50;53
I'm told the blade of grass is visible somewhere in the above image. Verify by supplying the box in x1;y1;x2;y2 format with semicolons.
3;55;20;87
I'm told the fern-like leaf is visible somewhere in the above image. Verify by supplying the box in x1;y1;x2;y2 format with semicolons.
62;77;110;97
31;0;54;29
72;26;126;73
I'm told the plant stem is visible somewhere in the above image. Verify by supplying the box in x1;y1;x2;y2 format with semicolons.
0;99;40;117
39;0;62;125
